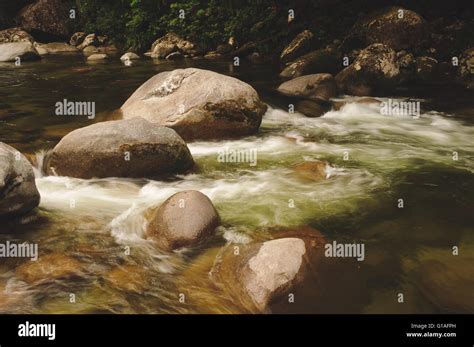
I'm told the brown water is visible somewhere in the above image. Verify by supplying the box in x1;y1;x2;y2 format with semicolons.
0;55;473;314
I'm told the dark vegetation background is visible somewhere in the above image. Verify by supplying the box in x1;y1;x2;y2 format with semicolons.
0;0;472;54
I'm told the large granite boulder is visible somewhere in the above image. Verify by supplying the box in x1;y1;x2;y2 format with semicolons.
47;118;194;179
120;68;267;141
0;142;40;218
342;7;428;52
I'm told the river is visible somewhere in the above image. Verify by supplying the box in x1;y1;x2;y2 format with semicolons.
0;54;473;313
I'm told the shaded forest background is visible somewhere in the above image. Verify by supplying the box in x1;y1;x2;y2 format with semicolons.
0;0;472;54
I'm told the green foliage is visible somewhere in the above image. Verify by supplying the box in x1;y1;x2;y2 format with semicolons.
75;0;163;51
74;0;295;53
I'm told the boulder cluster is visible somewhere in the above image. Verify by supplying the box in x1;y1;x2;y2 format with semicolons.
275;6;473;116
1;1;471;314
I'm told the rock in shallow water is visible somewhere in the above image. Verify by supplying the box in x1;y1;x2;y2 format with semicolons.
69;32;85;46
0;27;34;44
150;32;201;58
47;118;194;179
87;53;108;61
105;265;148;293
146;190;220;250
210;234;326;312
77;33;98;50
295;100;331;117
343;6;428;52
33;42;78;55
277;73;337;101
0;42;40;62
335;43;401;96
0;142;40;218
293;160;331;181
120;68;267;140
120;52;140;61
417;259;474;313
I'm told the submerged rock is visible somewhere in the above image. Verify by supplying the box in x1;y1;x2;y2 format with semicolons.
47;118;194;179
0;42;40;62
403;246;474;313
293;161;331;181
277;73;337;101
120;68;267;140
335;43;400;96
210;236;325;312
105;265;148;293
280;30;314;64
16;253;82;283
417;259;474;313
146;190;220;250
0;142;40;218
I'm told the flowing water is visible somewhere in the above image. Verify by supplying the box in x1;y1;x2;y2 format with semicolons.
0;55;473;314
